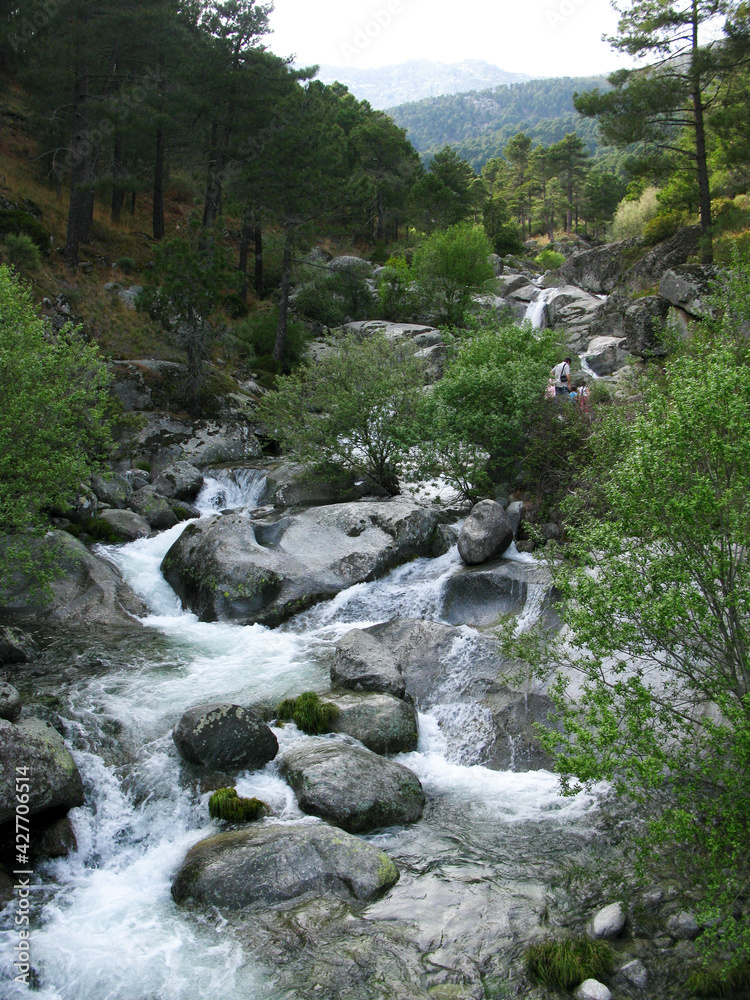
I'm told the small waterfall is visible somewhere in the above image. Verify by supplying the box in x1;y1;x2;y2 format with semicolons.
196;467;267;513
524;286;559;329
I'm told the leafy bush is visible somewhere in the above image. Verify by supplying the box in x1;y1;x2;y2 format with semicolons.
208;787;267;823
294;265;373;327
522;397;595;520
376;257;417;321
256;332;426;495
3;233;42;272
0;209;51;253
534;248;565;270
412;222;496;327
642;210;687;246
525;938;614;990
421;320;563;499
226;309;310;372
115;256;136;273
483;196;524;256
607;186;659;240
275;692;339;734
0;266;112;536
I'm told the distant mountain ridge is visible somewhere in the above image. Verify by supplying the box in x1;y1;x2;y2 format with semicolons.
313;59;533;110
386;75;611;170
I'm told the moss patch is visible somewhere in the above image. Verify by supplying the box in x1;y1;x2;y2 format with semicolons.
208;787;267;823
275;691;340;735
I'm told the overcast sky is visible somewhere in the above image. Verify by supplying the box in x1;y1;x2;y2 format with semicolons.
266;0;634;77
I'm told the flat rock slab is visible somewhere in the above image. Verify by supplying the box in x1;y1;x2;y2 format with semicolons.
279;739;425;833
171;822;399;909
161;499;442;626
327;691;418;755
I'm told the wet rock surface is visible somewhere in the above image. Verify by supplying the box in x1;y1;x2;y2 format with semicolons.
171;822;399;909
279;739;425;832
327;690;419;755
172;702;278;772
0;717;84;823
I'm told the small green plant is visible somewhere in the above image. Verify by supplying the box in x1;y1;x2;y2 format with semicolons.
376;256;417;321
534;248;566;270
115;256;136;273
275;691;339;735
3;233;42;272
294;265;373;327
208;787;267;823
0;209;51;252
226;309;310;372
685;962;750;997
525;938;615;991
643;211;687;246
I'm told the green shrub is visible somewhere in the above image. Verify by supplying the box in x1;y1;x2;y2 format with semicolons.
685;962;750;997
534;248;565;270
714;230;750;265
376;257;417;321
115;256;136;273
412;222;496;327
227;309;310;372
208;787;267;823
525;938;614;990
642;211;687;246
0;209;51;253
3;233;42;272
275;691;339;735
294;266;373;327
608;186;659;240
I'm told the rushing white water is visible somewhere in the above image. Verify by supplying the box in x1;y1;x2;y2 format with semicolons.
0;471;602;1000
523;286;560;329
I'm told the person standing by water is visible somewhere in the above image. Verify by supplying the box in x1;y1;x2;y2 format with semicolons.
551;357;572;397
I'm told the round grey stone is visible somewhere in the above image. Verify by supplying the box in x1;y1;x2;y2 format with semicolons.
173;703;278;772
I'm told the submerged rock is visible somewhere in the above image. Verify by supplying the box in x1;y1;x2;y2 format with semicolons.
173;703;278;772
171;822;399;908
327;691;418;755
161;499;442;626
0;718;84;824
279;739;425;833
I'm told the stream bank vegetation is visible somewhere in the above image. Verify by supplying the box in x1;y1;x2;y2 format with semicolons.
504;252;750;981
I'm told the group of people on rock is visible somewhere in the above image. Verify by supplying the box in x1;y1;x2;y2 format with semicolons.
547;356;590;413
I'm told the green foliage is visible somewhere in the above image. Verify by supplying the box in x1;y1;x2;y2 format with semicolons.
275;692;339;735
642;211;687;246
375;257;417;321
138;221;238;408
412;222;496;327
522;397;595;520
226;310;310;372
608;186;659;240
0;209;51;253
504;253;750;975
483;196;524;256
525;938;614;990
534;248;565;270
422;320;563;499
256;332;426;495
208;788;267;823
3;233;42;272
294;265;373;328
0;266;112;536
115;256;136;274
685;962;750;997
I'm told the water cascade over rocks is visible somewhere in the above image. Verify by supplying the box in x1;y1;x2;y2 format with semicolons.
0;467;650;1000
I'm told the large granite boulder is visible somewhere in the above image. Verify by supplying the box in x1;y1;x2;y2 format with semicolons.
621;225;701;292
90;472;132;509
161;500;442;627
327;255;373;276
151;461;204;502
659;264;719;318
0;530;147;627
171;822;398;909
583;335;630;376
331;629;405;698
343;320;439;343
482;687;557;771
441;559;538;628
127;487;179;530
623;296;671;357
0;718;84;824
172;703;278;772
543;238;643;294
327;691;418;755
457;500;514;565
97;508;152;542
279;739;425;833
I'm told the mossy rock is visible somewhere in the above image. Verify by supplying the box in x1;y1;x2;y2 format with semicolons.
208;787;267;822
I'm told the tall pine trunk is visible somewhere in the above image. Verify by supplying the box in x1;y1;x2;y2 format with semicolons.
273;225;294;362
111;133;125;223
65;3;93;268
153;122;165;240
253;221;263;297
